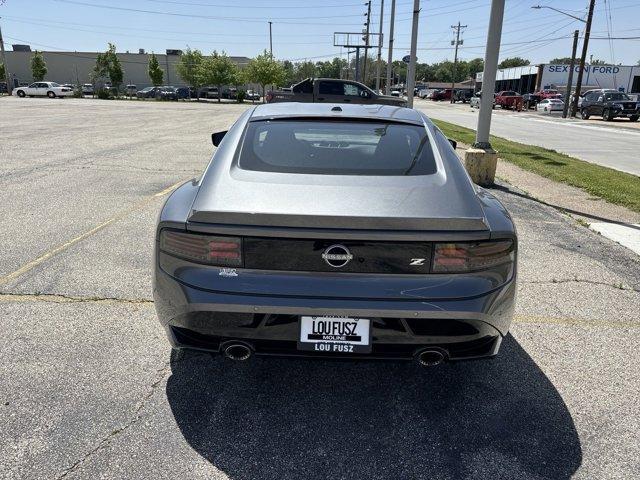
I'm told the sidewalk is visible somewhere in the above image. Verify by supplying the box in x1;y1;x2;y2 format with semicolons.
454;144;640;255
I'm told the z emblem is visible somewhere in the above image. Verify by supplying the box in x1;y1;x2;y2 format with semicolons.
410;258;426;266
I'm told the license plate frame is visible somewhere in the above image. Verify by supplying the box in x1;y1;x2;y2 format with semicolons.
298;316;372;354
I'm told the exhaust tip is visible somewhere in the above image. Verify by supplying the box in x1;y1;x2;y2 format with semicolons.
223;343;253;361
416;349;446;367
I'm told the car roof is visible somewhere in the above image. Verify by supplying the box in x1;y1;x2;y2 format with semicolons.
250;102;424;125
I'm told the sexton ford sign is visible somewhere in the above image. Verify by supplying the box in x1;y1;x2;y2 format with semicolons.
540;64;640;91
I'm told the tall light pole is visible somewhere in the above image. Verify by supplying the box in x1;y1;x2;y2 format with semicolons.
463;0;505;187
571;0;595;117
474;0;505;148
405;0;420;108
563;30;579;118
385;0;396;95
375;0;385;92
268;21;273;58
362;0;372;85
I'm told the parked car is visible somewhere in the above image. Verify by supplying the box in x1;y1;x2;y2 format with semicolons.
576;88;616;108
266;78;407;107
536;98;564;112
494;91;523;110
580;90;639;121
452;89;474;103
390;89;402;97
82;83;94;95
154;103;517;365
0;82;7;94
201;87;220;99
245;89;261;101
522;93;541;110
14;81;74;98
125;84;137;95
431;89;453;101
470;91;495;109
157;86;178;100
136;86;161;99
535;88;562;100
175;87;191;99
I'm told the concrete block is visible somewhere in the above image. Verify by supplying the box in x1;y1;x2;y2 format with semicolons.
464;148;498;186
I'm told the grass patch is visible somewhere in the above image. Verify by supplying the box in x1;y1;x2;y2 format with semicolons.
433;119;640;213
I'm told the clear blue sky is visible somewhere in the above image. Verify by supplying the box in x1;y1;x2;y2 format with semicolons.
1;0;639;65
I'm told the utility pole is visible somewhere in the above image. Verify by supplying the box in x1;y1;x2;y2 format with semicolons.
571;0;595;117
563;29;579;118
375;0;385;92
450;21;467;103
362;1;372;85
463;0;505;187
0;19;12;96
268;21;273;58
406;0;420;108
385;0;396;95
355;48;361;82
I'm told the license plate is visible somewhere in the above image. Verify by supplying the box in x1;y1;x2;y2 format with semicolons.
298;316;371;354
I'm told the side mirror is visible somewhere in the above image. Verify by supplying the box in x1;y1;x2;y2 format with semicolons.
448;138;458;150
211;130;227;147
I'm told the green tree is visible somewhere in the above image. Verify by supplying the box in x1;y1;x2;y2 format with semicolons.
31;51;47;81
201;51;238;102
590;58;607;65
245;50;286;101
0;62;5;80
550;57;574;64
498;57;530;69
294;61;316;82
466;58;484;76
176;47;204;97
148;53;164;86
105;43;123;90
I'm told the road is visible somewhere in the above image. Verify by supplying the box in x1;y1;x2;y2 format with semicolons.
1;97;639;480
415;99;640;176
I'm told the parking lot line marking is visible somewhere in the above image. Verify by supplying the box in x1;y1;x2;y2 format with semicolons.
0;179;187;286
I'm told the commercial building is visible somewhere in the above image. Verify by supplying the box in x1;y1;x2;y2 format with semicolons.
476;63;640;94
3;47;251;88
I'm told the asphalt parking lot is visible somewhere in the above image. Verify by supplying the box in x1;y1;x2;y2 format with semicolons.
1;97;639;480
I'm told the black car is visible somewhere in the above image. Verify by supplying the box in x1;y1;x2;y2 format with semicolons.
136;86;161;99
522;93;541;110
157;86;178;100
580;90;639;121
452;89;474;103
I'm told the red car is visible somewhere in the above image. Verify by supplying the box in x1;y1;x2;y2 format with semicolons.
494;91;523;110
431;89;452;101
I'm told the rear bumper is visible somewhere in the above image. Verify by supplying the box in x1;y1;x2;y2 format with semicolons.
153;267;516;362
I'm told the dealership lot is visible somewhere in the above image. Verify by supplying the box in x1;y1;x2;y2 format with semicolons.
1;97;639;479
415;99;640;176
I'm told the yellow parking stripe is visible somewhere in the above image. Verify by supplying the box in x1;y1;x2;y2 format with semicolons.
0;179;186;286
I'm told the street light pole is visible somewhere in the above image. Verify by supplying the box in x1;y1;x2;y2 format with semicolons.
406;0;420;108
474;0;505;148
375;0;385;92
385;0;396;95
571;0;596;117
268;21;273;58
563;30;579;118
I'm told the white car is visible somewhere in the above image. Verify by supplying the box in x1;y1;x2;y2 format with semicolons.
14;81;74;98
537;98;564;112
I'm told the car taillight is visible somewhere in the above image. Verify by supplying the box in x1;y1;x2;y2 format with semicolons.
432;240;514;273
159;230;242;267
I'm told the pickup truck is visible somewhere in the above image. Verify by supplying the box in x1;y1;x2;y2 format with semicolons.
265;78;406;107
494;91;523;110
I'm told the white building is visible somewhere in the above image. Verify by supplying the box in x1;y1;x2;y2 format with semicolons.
476;64;640;94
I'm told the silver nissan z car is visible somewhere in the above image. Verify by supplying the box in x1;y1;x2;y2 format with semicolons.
153;102;517;366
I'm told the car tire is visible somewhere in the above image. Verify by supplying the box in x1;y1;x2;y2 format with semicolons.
581;109;590;120
17;90;26;98
629;115;639;122
47;91;56;98
544;107;548;112
603;109;613;121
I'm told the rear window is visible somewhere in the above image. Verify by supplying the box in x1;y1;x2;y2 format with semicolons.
237;120;438;176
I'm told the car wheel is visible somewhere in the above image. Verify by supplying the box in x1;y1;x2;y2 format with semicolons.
629;115;639;122
17;90;26;98
47;91;56;98
581;109;590;120
544;107;548;112
603;109;613;121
